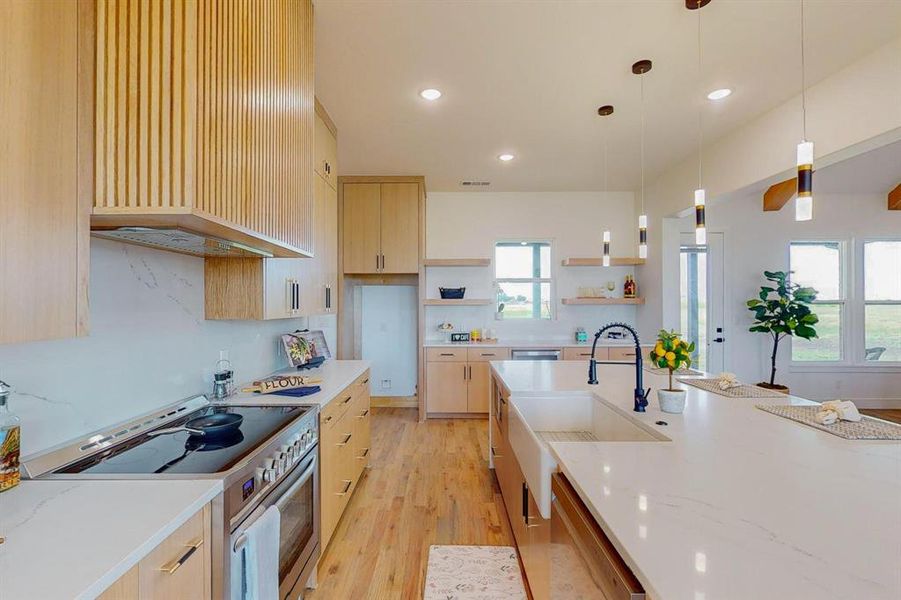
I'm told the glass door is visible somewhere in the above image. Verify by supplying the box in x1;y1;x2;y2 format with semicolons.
680;232;725;373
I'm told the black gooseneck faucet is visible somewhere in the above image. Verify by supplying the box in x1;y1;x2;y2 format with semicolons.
587;322;651;412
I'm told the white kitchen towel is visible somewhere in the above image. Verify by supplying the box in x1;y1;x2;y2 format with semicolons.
231;505;281;600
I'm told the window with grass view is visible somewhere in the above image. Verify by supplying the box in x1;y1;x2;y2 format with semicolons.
790;241;842;361
864;240;901;362
495;241;552;319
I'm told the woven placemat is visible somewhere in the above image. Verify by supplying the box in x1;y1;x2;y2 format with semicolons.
678;377;787;398
756;404;901;440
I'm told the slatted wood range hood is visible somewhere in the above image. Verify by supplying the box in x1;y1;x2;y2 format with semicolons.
90;0;315;258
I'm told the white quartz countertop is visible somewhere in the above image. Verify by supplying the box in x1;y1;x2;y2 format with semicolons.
490;360;901;600
227;359;371;408
0;479;222;600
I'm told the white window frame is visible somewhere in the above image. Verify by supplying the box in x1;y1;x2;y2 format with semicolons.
860;237;901;366
789;237;901;373
788;239;847;365
494;239;556;321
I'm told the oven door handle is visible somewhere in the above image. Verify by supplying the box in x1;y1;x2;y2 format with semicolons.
274;458;316;514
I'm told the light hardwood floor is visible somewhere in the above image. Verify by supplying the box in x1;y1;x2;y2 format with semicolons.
860;408;901;425
308;408;515;599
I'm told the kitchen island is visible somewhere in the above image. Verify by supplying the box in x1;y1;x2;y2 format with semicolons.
490;360;901;600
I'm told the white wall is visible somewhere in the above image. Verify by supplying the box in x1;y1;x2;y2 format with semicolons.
673;192;900;403
425;191;643;342
0;239;335;457
637;36;901;340
360;286;418;396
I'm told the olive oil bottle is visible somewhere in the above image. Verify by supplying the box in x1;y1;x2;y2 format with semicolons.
0;380;21;492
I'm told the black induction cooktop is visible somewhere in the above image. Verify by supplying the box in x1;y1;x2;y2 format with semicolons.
56;404;310;475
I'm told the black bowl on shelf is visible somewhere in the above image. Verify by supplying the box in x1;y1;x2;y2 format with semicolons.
439;287;466;299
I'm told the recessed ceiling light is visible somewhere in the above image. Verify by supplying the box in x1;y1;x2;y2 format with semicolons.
498;153;515;162
419;88;442;101
707;88;732;101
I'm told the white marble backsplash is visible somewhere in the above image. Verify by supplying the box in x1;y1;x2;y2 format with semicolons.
0;238;334;458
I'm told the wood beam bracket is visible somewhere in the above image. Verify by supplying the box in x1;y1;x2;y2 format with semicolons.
763;178;797;212
889;183;901;210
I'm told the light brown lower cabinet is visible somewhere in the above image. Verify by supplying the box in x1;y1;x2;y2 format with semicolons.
426;347;510;414
550;473;645;600
98;504;212;600
319;370;371;554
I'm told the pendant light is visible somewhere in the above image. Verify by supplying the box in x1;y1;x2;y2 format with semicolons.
598;104;614;267
632;60;652;260
690;0;707;245
796;0;813;221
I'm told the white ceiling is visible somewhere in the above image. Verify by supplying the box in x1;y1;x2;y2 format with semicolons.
314;0;901;192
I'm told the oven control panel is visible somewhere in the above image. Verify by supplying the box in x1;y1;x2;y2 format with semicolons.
226;406;319;526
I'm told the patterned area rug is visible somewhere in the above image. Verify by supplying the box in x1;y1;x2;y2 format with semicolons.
424;545;526;600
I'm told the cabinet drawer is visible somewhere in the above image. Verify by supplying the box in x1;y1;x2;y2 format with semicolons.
563;347;606;361
466;347;511;362
608;346;651;361
427;347;468;362
321;386;354;430
139;508;208;599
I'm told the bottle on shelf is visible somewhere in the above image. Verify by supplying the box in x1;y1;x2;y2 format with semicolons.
624;275;637;299
0;379;21;492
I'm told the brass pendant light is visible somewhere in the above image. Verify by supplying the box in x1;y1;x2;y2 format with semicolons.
598;105;614;266
796;0;814;221
691;0;707;245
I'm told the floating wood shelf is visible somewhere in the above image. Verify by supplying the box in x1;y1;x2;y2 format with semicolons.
561;258;645;267
561;297;645;305
423;258;491;267
422;299;493;306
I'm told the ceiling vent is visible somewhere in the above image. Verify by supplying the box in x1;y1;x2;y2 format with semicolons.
460;180;491;187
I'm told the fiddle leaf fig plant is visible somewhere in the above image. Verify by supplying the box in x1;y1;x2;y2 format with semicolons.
746;270;819;388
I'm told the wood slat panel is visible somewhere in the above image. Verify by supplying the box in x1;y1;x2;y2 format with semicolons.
94;0;311;253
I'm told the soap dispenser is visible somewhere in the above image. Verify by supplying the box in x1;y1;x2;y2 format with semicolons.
0;379;21;492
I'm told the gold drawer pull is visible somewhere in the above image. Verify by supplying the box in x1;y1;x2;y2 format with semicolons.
337;480;353;496
323;415;333;424
356;447;370;459
439;352;455;356
342;395;352;405
336;433;353;446
159;538;203;574
481;353;496;356
355;409;369;419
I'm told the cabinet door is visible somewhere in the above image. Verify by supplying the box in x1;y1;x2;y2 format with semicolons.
467;362;491;413
1;0;88;344
321;178;339;312
524;488;550;600
342;183;381;274
426;362;468;413
314;112;337;189
320;413;351;549
264;258;304;320
379;183;419;274
139;507;210;599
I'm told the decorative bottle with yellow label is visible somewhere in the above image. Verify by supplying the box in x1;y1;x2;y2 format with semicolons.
0;380;21;492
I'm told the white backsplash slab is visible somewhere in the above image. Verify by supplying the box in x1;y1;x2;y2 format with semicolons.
0;238;334;458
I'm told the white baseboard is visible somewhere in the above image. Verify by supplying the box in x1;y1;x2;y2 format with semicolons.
847;398;901;409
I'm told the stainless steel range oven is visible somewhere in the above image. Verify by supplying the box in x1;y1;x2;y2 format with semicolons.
23;395;321;600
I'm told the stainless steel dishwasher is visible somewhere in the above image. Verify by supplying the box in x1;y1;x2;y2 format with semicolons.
510;348;562;361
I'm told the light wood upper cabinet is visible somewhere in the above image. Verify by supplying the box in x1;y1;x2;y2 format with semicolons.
91;0;314;258
314;103;338;189
342;183;382;274
0;0;92;345
379;183;420;274
341;180;421;275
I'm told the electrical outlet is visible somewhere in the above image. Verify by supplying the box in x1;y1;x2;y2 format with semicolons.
380;379;392;389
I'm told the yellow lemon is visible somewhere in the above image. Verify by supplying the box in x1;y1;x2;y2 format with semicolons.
654;343;664;356
665;351;676;361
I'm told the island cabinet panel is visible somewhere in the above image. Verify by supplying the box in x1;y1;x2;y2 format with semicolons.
93;0;314;256
319;371;371;556
550;472;645;600
98;504;212;600
0;0;91;344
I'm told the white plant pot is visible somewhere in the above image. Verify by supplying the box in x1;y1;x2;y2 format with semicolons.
657;389;687;414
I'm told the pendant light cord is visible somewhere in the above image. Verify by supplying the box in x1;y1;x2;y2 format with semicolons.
697;0;703;189
640;73;645;215
800;0;807;141
604;127;609;193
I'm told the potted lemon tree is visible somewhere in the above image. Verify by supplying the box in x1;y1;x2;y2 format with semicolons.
649;330;694;414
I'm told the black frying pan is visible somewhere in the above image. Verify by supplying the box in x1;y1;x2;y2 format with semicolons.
147;412;243;439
